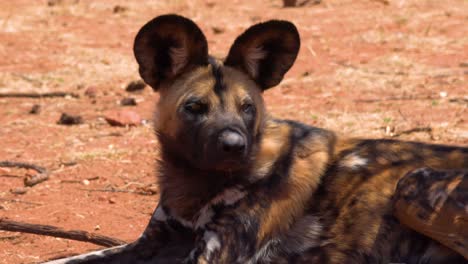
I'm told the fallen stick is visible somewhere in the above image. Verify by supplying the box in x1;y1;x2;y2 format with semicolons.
0;198;43;206
79;187;155;195
391;127;432;138
0;161;49;187
0;92;79;99
0;161;47;173
0;219;126;247
354;96;435;103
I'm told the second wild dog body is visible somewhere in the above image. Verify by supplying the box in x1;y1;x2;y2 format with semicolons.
45;15;467;264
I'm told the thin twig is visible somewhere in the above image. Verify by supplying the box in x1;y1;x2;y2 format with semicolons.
0;161;49;187
80;187;154;196
0;218;126;247
0;161;47;173
355;96;435;103
0;198;43;206
0;92;79;99
392;127;433;138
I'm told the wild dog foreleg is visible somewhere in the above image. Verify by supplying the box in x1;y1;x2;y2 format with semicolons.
43;205;194;264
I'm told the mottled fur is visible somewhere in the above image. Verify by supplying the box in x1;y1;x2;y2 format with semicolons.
44;14;467;264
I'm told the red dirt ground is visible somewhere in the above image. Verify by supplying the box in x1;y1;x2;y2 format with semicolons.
0;0;466;263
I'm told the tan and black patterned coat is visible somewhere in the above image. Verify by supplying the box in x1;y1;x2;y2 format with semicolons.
45;14;467;264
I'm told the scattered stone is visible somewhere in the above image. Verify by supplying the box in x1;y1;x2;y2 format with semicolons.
47;0;79;6
125;80;146;92
108;197;116;204
283;0;297;7
57;113;83;125
29;104;41;114
0;167;11;174
82;179;90;186
138;185;159;195
84;86;98;98
120;97;137;106
104;110;142;126
212;27;224;34
113;5;128;13
47;0;63;6
10;187;29;195
24;172;49;187
94;225;101;231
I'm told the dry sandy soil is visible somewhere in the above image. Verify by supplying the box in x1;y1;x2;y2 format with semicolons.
0;0;466;263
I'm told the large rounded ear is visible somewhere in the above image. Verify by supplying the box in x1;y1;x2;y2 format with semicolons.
224;20;300;90
133;14;208;91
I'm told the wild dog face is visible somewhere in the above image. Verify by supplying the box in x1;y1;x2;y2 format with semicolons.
134;15;300;172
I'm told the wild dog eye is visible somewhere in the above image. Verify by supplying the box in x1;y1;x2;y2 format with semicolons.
184;101;208;115
241;103;255;114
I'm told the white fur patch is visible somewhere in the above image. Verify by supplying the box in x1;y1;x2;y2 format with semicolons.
172;214;193;229
195;207;215;229
245;46;267;78
169;46;188;75
149;205;193;229
340;152;368;170
152;206;168;222
204;231;221;260
247;239;280;264
212;188;246;206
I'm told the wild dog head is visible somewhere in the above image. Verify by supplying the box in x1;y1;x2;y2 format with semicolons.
134;14;300;172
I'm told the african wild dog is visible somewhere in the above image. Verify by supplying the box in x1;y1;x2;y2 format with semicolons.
45;14;467;264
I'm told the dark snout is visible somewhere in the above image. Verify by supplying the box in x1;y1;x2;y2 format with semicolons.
218;129;246;154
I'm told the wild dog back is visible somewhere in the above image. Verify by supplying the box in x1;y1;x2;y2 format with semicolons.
43;14;467;264
289;138;468;263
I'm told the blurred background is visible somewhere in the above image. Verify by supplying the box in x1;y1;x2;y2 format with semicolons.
0;0;466;263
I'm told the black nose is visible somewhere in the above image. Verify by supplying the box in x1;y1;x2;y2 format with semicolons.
218;130;246;154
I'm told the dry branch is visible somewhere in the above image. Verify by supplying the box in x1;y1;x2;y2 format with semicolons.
0;198;42;206
354;96;436;103
0;219;126;247
0;92;79;99
79;187;155;196
391;127;432;138
0;161;49;187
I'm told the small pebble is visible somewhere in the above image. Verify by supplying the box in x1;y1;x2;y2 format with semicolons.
109;197;116;204
113;5;128;13
10;187;29;195
125;80;146;92
212;26;224;34
84;86;98;98
57;113;83;125
120;97;137;106
82;179;90;186
104;110;142;126
29;104;41;114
